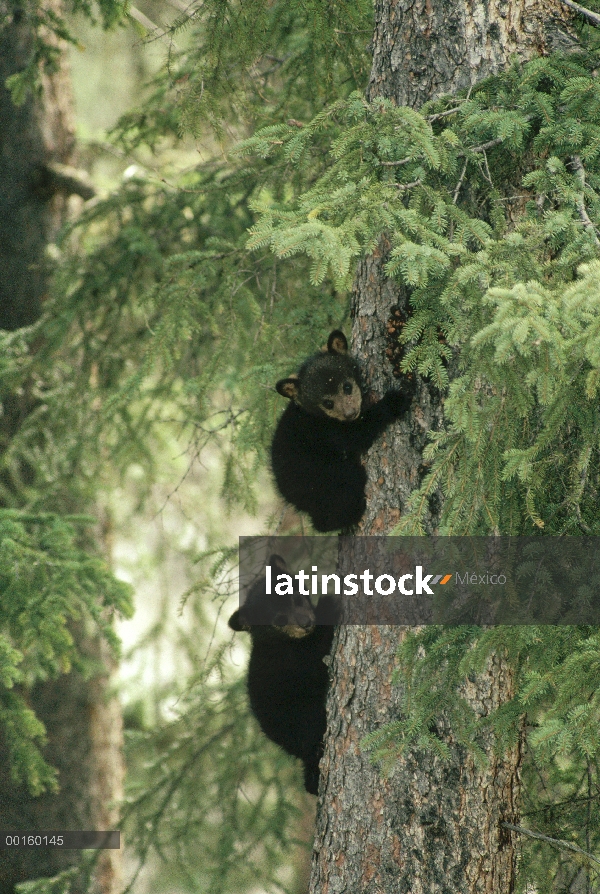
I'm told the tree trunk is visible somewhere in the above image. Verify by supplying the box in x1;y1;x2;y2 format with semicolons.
311;2;576;892
0;5;123;893
367;0;575;110
0;0;75;330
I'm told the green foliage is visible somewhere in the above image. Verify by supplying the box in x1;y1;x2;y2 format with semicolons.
9;169;346;514
2;0;127;105
1;2;371;512
121;648;311;894
0;510;132;793
31;53;600;540
112;0;372;146
6;0;600;889
242;54;600;536
235;48;600;888
0;11;367;887
16;864;87;894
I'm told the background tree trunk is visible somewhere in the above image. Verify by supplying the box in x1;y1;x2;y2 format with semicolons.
311;2;576;892
0;0;75;330
0;4;122;893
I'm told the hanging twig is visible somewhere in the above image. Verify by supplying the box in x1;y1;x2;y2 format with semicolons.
571;427;598;532
571;155;600;246
460;136;505;156
427;106;463;123
427;87;473;122
380;155;412;167
453;159;468;204
480;148;493;187
379;135;506;169
395;178;422;191
559;0;600;27
129;7;179;48
502;823;600;868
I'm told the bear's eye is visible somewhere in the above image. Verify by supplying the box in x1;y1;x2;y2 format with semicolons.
322;399;334;410
342;381;353;395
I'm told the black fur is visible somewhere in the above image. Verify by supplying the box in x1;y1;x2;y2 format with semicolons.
271;330;411;532
229;556;337;795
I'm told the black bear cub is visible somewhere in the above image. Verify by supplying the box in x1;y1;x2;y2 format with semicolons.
229;555;337;795
271;330;411;531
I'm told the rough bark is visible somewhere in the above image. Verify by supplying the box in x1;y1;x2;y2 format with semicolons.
0;5;123;893
314;628;521;894
367;0;577;109
311;2;576;892
0;0;76;330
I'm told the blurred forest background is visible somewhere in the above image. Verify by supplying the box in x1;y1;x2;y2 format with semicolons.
4;0;600;892
1;3;365;892
70;19;315;892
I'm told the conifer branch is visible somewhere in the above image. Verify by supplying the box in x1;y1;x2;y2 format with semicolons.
381;127;529;169
459;115;533;157
379;156;411;167
523;793;600;816
36;163;95;201
502;823;600;867
427;87;472;122
576;504;592;534
461;136;505;155
559;0;600;27
380;135;507;168
193;409;248;434
129;7;179;47
427;106;463;122
395;178;422;191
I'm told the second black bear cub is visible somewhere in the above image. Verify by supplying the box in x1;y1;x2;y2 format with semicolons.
271;330;411;531
229;555;336;795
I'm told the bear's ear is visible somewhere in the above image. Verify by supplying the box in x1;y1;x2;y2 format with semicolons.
229;609;249;632
269;554;288;575
327;330;348;355
276;375;300;400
